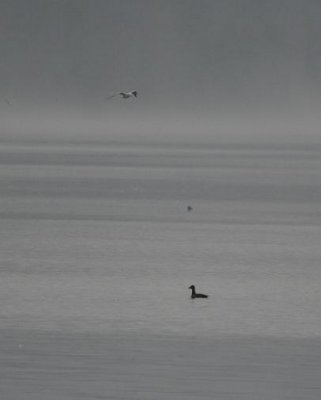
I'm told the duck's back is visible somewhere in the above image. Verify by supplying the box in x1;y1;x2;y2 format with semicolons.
192;293;208;299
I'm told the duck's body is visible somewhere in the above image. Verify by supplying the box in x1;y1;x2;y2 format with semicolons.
189;285;208;299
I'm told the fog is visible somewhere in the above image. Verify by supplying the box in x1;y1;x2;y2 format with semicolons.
1;0;321;143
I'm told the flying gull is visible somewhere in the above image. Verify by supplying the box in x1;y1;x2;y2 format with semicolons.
106;90;138;100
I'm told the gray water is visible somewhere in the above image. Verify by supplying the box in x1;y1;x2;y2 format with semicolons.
1;139;321;399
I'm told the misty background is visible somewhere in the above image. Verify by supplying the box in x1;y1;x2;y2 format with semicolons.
2;4;321;398
1;0;321;143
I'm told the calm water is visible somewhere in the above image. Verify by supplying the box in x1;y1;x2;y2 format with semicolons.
1;140;321;338
1;139;321;400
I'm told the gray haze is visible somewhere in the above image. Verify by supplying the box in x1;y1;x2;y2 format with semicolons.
2;3;321;398
1;0;321;142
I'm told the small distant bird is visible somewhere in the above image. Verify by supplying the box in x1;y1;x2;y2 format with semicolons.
187;205;193;212
119;90;137;99
189;285;208;299
106;90;138;100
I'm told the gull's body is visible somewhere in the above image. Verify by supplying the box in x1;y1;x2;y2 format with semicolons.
106;90;138;100
119;90;137;99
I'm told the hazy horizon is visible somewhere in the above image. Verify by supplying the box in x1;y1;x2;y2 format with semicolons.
2;4;321;398
1;0;321;143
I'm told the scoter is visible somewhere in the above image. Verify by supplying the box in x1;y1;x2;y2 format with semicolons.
189;285;208;299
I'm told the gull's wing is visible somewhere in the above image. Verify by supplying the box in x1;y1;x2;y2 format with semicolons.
105;93;118;100
105;91;137;100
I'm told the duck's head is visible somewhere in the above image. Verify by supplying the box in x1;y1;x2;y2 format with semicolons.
189;285;195;290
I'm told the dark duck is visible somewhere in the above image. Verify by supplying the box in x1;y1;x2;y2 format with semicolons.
189;285;208;299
